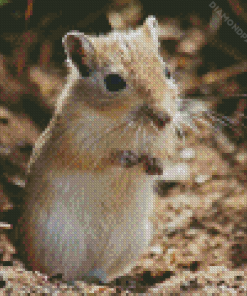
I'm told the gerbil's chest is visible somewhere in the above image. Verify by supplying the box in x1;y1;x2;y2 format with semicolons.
42;166;156;220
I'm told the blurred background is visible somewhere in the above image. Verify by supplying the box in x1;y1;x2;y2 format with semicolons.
0;0;246;293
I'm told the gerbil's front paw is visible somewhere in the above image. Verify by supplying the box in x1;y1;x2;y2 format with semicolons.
140;154;163;175
110;149;163;175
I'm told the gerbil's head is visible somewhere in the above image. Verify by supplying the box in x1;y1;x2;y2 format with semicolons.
56;16;188;164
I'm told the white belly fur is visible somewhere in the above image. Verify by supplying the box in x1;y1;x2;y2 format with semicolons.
23;166;156;282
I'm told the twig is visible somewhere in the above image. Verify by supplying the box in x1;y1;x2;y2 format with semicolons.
0;222;12;229
201;60;247;85
210;37;247;62
228;0;247;24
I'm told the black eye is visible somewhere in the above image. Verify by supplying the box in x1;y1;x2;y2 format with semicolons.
164;67;171;79
104;74;127;92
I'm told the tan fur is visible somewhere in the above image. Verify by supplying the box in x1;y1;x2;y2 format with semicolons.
16;16;180;283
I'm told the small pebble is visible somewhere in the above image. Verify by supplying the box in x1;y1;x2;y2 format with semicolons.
235;151;247;165
180;148;196;160
194;174;211;184
149;245;163;255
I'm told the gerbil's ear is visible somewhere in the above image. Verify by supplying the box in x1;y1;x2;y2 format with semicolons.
63;31;96;77
142;16;159;42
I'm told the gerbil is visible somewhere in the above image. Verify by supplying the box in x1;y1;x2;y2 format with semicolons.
16;16;188;283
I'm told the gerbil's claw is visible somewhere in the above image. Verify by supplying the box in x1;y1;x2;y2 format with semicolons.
140;154;163;175
110;150;164;175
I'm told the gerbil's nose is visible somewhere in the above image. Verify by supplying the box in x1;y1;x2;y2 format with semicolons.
136;105;171;130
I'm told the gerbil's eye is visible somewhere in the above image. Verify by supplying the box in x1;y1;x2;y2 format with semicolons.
104;74;127;92
164;67;171;79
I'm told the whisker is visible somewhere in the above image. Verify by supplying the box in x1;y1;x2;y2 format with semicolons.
139;124;149;155
183;117;200;135
190;114;214;128
205;111;247;133
83;120;130;153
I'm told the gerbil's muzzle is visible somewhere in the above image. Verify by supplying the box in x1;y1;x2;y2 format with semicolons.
134;105;171;130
